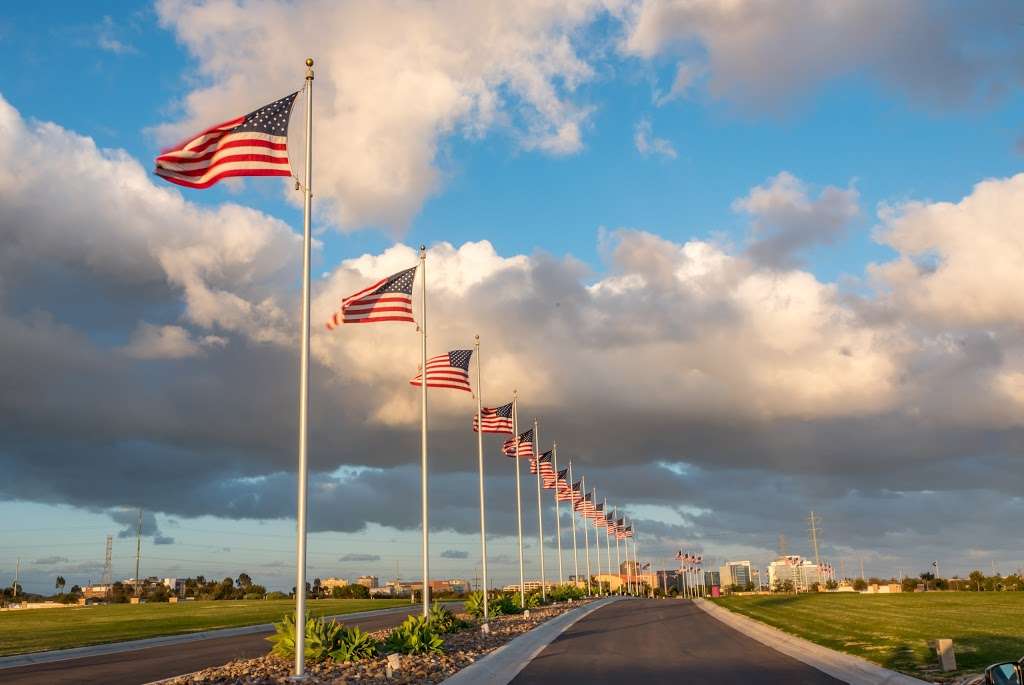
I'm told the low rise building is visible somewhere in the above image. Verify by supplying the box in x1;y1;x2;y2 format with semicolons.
720;561;754;589
321;577;349;592
356;575;379;589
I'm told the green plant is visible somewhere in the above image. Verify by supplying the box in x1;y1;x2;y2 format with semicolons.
385;615;444;655
329;626;380;662
427;602;467;633
267;613;360;663
491;592;523;615
465;591;486;619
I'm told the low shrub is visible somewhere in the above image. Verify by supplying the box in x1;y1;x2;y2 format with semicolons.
465;591;486;619
490;592;523;615
427;602;468;633
330;626;380;662
385;615;445;655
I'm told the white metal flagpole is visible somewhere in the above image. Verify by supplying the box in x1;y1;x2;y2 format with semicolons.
613;507;622;595
581;476;592;596
474;336;489;626
419;244;429;617
568;460;579;588
624;518;633;595
512;392;525;607
593;487;603;594
293;56;314;679
553;442;563;586
598;497;606;593
533;419;546;602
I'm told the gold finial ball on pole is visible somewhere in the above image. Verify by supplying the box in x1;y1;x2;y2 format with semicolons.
306;58;314;67
475;334;480;342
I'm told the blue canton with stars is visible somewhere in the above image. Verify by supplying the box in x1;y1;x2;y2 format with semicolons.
375;266;417;295
233;92;297;136
447;349;473;371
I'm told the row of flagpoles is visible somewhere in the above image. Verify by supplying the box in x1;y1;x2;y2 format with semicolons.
152;59;658;678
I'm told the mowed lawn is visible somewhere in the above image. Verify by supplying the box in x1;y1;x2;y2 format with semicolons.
0;598;410;657
715;593;1024;677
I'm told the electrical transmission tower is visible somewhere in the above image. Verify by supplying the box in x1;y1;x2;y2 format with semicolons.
807;511;822;567
134;508;143;597
777;533;788;558
101;535;113;586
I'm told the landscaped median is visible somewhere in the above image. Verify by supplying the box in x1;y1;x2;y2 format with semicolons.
709;593;1024;682
160;590;601;685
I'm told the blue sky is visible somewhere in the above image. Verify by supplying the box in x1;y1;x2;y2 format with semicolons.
2;1;1023;594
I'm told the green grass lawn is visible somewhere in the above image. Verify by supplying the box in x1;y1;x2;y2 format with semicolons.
714;593;1024;678
0;598;411;657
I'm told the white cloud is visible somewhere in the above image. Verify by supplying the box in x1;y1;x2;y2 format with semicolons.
154;0;613;231
655;61;704;106
622;0;1024;111
633;117;677;159
870;173;1024;329
734;171;859;267
122;323;203;359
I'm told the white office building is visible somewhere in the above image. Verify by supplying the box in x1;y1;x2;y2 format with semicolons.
719;561;754;589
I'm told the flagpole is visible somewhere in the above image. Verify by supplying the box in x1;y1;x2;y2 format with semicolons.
474;336;489;627
568;460;579;589
630;523;638;595
553;442;563;586
624;518;633;595
581;476;592;597
614;507;622;595
603;498;612;593
533;419;546;602
593;487;603;594
293;56;314;680
512;392;525;607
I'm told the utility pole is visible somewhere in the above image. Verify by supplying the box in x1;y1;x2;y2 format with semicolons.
134;508;143;597
807;511;822;568
13;558;19;598
859;558;865;581
778;533;788;557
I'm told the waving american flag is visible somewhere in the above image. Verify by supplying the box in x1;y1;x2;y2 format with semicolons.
473;402;513;434
410;350;473;392
502;429;534;457
327;266;417;328
155;93;297;189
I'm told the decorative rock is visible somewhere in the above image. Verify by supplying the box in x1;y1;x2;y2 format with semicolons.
386;654;401;679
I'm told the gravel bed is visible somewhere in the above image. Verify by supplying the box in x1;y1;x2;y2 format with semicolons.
161;601;591;685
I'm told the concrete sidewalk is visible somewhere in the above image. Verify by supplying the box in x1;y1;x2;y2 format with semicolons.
441;597;622;685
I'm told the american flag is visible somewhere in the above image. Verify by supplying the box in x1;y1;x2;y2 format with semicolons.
574;491;596;514
530;450;555;479
327;266;417;328
675;550;684;561
623;525;634;539
605;512;616;534
590;502;604;523
154;93;297;189
410;350;473;392
615;518;626;539
502;429;533;457
473;402;513;434
549;467;568;491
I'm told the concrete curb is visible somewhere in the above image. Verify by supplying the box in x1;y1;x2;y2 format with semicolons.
0;604;421;671
695;599;931;685
440;596;624;685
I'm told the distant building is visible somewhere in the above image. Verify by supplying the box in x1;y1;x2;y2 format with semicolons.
720;561;754;589
356;575;379;589
704;570;721;588
768;555;833;591
501;580;556;593
321;578;349;592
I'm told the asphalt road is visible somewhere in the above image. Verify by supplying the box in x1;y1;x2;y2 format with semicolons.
512;599;845;685
0;604;433;685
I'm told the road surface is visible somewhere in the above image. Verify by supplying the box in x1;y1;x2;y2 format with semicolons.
512;598;845;684
0;604;432;685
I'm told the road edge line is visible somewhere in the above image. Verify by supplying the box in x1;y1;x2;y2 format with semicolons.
694;599;932;685
0;604;420;671
440;596;623;685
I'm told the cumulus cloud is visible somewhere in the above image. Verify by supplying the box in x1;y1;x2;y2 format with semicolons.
633;117;677;159
734;171;859;268
32;556;69;566
441;549;469;559
153;0;612;231
4;95;1024;572
622;0;1024;111
340;553;381;562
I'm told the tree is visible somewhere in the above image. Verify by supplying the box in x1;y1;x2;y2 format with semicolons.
55;576;66;595
236;573;252;589
901;576;918;593
852;578;868;591
312;578;322;599
825;579;838;590
69;584;81;594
